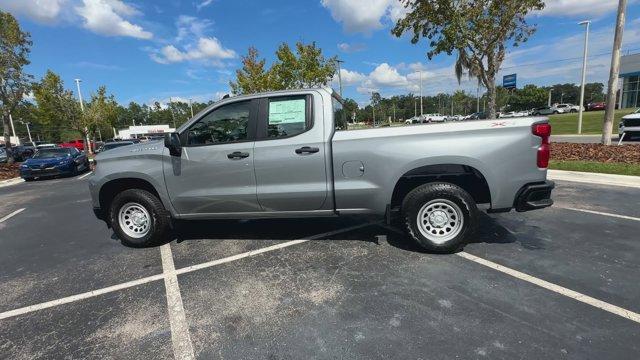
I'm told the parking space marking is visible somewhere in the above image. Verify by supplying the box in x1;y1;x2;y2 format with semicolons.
456;251;640;324
160;244;196;360
0;208;26;223
77;172;93;180
0;221;376;321
379;222;640;323
558;207;640;222
0;274;165;321
175;221;380;275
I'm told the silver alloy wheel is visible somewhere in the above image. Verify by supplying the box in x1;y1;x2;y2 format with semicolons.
416;199;464;244
118;202;151;238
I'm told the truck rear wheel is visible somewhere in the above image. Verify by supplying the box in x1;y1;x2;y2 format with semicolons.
109;189;170;247
402;182;478;253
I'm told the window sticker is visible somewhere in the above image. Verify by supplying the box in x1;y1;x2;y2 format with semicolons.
269;99;305;124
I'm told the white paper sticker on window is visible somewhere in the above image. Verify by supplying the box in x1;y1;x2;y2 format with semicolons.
269;99;305;124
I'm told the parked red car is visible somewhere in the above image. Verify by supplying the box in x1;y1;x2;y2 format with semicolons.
59;139;95;152
587;102;606;111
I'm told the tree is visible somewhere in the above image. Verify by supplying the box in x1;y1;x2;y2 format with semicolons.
84;86;118;149
33;70;67;143
229;47;272;95
392;0;544;120
270;42;338;90
0;11;33;163
230;42;338;95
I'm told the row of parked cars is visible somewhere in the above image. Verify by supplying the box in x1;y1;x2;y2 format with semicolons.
1;137;161;181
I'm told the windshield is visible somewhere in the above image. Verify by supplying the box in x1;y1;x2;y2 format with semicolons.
33;148;71;158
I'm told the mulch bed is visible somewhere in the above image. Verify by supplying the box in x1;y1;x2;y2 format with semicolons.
0;163;20;181
552;143;640;164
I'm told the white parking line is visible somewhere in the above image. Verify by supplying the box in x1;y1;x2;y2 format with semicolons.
0;208;26;223
377;223;640;324
77;171;93;180
456;251;640;324
558;207;640;222
0;221;376;321
0;274;165;320
176;221;378;275
160;244;195;360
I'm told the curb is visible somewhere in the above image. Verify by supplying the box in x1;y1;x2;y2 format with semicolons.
0;177;25;188
548;170;640;189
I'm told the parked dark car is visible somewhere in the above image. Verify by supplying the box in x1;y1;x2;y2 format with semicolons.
587;102;606;111
0;148;7;163
12;145;36;162
97;141;134;153
19;147;90;181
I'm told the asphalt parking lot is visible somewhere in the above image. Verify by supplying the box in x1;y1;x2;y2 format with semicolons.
1;174;639;359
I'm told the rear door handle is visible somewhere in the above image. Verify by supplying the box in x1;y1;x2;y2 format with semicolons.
227;151;250;159
295;146;320;155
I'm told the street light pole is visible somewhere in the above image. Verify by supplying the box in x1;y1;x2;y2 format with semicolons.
336;59;345;97
74;79;85;112
189;98;194;118
74;78;91;154
19;120;33;144
602;0;627;145
578;20;591;134
419;70;423;116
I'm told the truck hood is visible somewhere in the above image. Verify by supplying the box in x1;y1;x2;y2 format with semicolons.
95;140;164;161
622;112;640;120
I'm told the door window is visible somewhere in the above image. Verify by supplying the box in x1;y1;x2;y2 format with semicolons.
186;101;251;146
266;96;309;138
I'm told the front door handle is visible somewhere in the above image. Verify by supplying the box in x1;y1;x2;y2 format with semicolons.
227;151;250;159
295;146;320;155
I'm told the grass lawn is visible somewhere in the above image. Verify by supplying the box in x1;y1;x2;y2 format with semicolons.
549;160;640;176
548;108;636;135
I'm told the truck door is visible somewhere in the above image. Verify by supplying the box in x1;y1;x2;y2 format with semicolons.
163;99;261;215
253;94;329;211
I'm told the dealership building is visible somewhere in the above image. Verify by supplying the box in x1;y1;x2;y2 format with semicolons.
116;125;175;140
621;53;640;109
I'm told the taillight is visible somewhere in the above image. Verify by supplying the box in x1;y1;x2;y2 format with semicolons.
532;123;551;168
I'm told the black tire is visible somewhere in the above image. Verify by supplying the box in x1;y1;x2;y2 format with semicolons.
570;109;578;113
24;177;34;182
109;189;170;247
402;182;478;253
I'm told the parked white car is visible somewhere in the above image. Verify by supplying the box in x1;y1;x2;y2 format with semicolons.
555;103;582;113
425;113;447;122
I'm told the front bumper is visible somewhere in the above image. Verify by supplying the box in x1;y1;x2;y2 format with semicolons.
514;181;555;212
20;162;75;178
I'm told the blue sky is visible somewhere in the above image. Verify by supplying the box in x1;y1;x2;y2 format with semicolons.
2;0;639;106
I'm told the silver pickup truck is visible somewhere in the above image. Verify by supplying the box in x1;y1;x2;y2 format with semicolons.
89;87;554;253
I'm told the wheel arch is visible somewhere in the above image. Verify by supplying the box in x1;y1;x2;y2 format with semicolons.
390;163;492;209
99;177;167;217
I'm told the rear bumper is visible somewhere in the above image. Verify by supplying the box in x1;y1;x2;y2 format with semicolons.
514;181;555;212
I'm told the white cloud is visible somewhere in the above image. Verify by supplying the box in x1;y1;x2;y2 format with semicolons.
320;0;400;34
151;37;236;65
196;0;215;11
333;68;367;87
369;63;409;87
540;0;623;17
75;0;153;39
337;42;366;53
175;15;212;42
1;0;67;23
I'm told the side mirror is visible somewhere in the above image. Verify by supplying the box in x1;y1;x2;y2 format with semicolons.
165;132;182;157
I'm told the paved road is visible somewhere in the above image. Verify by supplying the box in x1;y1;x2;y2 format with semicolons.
1;174;639;359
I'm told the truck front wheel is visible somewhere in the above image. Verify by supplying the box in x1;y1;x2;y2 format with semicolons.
109;189;170;247
402;182;478;253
